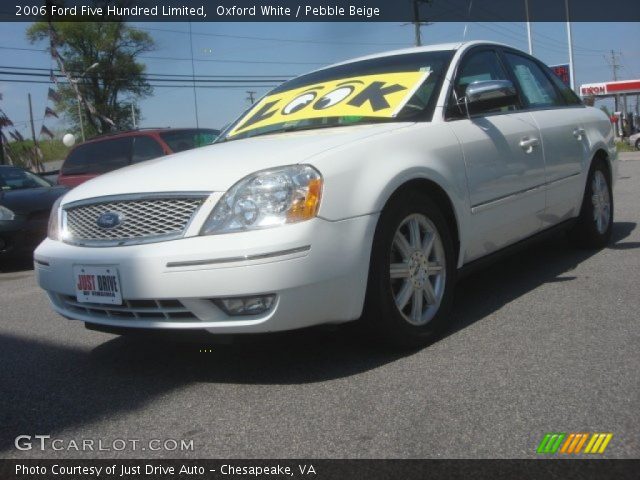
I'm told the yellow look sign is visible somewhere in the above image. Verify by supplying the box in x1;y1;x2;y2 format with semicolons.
228;71;431;137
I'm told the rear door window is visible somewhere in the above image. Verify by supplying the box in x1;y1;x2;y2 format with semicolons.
503;52;564;108
546;68;582;106
132;136;165;164
159;129;220;153
62;137;132;175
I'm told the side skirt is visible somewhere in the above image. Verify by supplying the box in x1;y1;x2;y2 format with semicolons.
457;218;577;280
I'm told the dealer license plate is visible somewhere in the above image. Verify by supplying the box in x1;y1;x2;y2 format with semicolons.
73;265;122;305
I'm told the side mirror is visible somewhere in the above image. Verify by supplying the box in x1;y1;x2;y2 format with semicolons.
464;80;518;115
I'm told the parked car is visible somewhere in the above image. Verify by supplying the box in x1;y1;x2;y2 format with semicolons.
627;131;640;150
40;168;60;185
35;41;616;346
57;128;220;188
0;166;68;258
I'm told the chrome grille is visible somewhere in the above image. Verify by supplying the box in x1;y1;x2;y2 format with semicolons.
55;294;197;322
64;195;205;245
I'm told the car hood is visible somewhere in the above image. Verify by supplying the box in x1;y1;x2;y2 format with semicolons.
0;186;68;215
61;123;411;204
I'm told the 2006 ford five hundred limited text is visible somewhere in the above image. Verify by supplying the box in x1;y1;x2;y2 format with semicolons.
35;41;616;346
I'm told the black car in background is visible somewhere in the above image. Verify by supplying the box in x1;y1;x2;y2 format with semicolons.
0;166;68;259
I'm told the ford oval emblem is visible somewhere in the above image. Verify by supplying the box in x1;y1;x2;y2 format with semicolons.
96;212;124;229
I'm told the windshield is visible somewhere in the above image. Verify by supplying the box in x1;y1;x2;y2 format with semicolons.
160;128;220;152
0;167;51;190
220;50;454;142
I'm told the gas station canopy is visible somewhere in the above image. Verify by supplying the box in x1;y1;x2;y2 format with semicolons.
580;80;640;97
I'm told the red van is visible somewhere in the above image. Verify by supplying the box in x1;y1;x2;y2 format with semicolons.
57;128;220;188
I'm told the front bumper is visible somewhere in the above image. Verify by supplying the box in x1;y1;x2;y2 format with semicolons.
34;215;378;334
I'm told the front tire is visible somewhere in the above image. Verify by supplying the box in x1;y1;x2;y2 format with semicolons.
568;159;613;248
363;191;456;348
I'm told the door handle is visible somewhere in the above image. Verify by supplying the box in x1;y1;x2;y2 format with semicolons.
573;128;586;140
519;137;539;153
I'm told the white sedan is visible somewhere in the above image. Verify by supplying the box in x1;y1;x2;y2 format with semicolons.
35;41;616;346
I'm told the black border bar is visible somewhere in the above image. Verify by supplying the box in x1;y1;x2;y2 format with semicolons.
2;459;640;480
2;0;640;22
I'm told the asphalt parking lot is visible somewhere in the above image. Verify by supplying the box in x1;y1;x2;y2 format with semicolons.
1;153;639;460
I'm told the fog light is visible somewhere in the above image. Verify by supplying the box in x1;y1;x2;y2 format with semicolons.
214;294;276;316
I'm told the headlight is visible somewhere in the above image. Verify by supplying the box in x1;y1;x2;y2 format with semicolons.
0;205;15;221
201;164;323;235
47;196;64;240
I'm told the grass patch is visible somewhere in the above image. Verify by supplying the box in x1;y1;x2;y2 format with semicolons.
616;141;636;153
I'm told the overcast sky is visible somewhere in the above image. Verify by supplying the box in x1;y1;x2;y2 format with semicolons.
1;21;638;139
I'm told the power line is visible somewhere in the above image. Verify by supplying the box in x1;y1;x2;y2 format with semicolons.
0;65;293;78
433;0;607;56
476;20;607;55
0;46;45;53
140;26;408;47
0;45;330;66
0;78;279;89
140;54;328;66
0;70;286;83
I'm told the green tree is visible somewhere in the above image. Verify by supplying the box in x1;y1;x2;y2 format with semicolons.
27;20;155;138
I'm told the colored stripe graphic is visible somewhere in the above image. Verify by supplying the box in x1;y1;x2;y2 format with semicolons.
560;433;589;454
573;433;589;453
538;433;613;454
537;433;566;454
584;433;613;454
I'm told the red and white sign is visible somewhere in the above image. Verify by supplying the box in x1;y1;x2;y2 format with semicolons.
580;79;640;97
581;83;606;96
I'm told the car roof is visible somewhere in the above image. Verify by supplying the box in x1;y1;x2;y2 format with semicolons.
80;127;218;145
314;40;509;72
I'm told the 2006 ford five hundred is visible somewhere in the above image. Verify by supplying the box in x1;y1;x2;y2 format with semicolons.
35;41;616;346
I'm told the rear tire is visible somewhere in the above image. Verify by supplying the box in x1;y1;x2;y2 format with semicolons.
568;159;613;249
362;191;456;348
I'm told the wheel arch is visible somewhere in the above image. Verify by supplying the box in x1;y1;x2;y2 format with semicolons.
591;147;611;177
379;176;462;266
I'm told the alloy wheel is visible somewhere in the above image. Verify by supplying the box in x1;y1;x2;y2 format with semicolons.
592;170;611;234
389;213;446;326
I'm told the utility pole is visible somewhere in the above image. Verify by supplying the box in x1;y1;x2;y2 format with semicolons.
76;93;85;142
131;103;137;129
607;49;621;81
0;126;5;165
0;92;8;165
27;93;42;172
246;91;256;105
411;0;432;47
525;0;533;54
188;22;200;128
565;0;575;92
605;49;622;112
